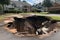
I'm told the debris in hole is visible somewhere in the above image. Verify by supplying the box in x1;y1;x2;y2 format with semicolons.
4;15;60;38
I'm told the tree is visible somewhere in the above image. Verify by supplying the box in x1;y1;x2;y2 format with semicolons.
0;0;10;12
32;3;42;12
0;0;10;5
23;0;26;2
42;0;53;7
42;0;53;11
0;4;2;10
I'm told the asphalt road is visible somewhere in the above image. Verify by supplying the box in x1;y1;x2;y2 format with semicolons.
0;26;60;40
44;30;60;40
0;27;41;40
0;22;41;40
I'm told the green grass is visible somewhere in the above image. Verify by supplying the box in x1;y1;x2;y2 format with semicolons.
0;13;60;22
39;12;48;14
0;13;15;21
0;15;5;21
50;16;60;20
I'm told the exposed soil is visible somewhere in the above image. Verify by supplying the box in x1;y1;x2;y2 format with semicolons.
4;26;17;33
4;24;59;39
3;14;60;39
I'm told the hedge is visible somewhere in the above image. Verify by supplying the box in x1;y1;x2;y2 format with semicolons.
4;10;23;13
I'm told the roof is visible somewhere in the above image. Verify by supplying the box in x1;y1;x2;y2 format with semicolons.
51;0;60;4
6;5;14;8
11;1;31;8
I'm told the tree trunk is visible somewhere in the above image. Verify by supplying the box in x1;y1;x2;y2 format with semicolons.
1;4;4;14
45;7;48;12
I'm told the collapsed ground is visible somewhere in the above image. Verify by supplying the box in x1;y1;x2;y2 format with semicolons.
2;13;60;38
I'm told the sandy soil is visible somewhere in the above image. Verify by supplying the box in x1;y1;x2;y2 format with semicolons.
4;26;17;33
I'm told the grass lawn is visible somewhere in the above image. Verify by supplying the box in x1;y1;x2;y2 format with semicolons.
50;16;60;20
0;13;60;21
0;13;15;21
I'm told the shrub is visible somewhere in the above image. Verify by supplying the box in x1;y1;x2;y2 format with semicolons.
4;10;23;13
49;10;60;14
